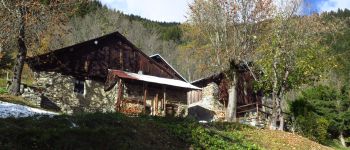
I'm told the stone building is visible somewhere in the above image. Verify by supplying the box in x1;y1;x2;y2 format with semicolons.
25;31;199;115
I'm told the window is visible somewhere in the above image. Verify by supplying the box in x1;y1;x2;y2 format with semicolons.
74;79;85;94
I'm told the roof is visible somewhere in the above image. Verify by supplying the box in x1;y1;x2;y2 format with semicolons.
149;54;188;82
190;61;255;87
190;72;225;87
110;69;200;90
26;31;183;81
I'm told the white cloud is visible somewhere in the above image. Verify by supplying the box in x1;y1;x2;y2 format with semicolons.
99;0;193;22
319;0;350;12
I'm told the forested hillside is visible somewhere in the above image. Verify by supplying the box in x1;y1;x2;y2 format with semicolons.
0;1;186;83
35;1;184;76
1;1;350;82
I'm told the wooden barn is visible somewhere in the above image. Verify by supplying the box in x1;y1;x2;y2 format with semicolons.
187;66;264;122
25;31;199;115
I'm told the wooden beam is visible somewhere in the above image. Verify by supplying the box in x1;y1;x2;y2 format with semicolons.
143;82;147;112
237;103;257;109
120;48;124;70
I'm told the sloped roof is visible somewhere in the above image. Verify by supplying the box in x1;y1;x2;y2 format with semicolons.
110;69;200;90
149;54;188;82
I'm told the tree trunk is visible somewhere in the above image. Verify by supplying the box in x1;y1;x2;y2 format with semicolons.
269;95;278;130
277;70;289;131
269;62;279;130
339;131;347;147
9;8;27;96
278;103;284;131
226;70;237;122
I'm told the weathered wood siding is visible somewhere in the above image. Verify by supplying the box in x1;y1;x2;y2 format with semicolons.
27;32;181;82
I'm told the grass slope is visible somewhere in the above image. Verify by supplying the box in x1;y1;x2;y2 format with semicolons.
0;111;333;150
242;129;333;150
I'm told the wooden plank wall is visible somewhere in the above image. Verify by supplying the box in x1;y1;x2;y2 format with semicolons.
187;90;202;104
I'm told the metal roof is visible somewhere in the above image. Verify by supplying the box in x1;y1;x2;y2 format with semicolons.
110;70;200;90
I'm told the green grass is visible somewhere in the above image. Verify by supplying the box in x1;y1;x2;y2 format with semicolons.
0;95;337;150
0;111;335;150
0;113;260;150
0;87;7;94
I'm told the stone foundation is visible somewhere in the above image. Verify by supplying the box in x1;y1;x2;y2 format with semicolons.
22;72;118;114
188;82;225;121
239;111;266;128
22;71;188;116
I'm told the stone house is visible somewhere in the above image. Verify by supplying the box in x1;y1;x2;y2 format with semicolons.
25;31;199;115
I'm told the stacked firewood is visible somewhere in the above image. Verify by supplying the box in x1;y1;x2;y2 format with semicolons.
120;103;143;116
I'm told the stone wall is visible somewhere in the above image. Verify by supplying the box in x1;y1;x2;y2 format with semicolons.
188;82;225;121
22;72;118;114
22;71;188;116
238;111;266;128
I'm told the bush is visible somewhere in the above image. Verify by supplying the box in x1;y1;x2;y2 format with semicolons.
290;99;330;144
293;112;330;144
315;117;330;144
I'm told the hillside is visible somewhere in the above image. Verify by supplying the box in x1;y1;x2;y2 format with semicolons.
0;92;336;150
0;109;332;150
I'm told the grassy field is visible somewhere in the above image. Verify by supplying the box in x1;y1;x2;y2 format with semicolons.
0;111;334;150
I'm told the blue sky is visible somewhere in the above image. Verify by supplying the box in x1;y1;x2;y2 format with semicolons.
99;0;350;22
302;0;350;14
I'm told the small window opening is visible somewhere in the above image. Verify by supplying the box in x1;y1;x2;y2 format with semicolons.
74;79;85;94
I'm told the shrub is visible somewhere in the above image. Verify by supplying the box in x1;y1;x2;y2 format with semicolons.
289;98;331;144
293;112;330;144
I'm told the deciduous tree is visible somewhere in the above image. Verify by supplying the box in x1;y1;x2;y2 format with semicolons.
0;0;85;95
188;0;274;121
255;2;336;130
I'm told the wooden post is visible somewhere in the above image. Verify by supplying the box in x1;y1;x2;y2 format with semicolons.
163;86;166;115
155;93;159;115
143;83;147;112
151;96;154;115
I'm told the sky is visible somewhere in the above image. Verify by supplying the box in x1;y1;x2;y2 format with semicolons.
304;0;350;14
99;0;350;23
99;0;193;22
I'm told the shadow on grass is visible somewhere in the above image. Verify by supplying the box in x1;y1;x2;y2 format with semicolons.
0;112;260;150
